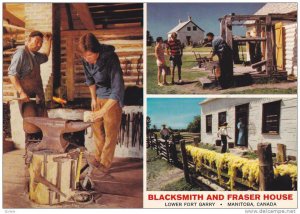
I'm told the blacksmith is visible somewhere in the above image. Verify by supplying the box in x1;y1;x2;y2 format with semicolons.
8;31;52;110
166;32;183;84
79;33;125;174
206;32;233;89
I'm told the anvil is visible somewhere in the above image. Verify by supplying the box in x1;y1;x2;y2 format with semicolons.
24;117;91;153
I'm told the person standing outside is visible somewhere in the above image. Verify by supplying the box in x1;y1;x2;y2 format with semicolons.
217;122;232;153
166;32;183;84
237;118;246;146
155;37;168;86
206;32;233;89
160;124;171;140
79;33;125;174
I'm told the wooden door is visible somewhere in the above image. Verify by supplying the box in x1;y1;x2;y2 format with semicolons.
275;22;284;70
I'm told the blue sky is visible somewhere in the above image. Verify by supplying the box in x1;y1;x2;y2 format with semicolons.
147;3;265;39
147;98;205;129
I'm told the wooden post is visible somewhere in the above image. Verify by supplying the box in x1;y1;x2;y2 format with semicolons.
276;144;286;163
257;143;274;191
265;15;273;76
155;134;159;155
170;142;179;166
193;137;200;147
225;17;233;49
220;18;226;40
166;140;170;162
180;140;191;183
255;20;262;72
66;36;75;101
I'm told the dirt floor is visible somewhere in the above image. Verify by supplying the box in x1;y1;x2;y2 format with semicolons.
3;149;143;208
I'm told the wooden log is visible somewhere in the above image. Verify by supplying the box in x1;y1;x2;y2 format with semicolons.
276;144;286;163
233;37;266;42
71;4;95;30
165;140;170;162
251;60;267;69
193;137;200;147
66;36;75;101
225;17;233;49
265;15;273;75
155;134;159;155
257;143;274;191
180;140;190;183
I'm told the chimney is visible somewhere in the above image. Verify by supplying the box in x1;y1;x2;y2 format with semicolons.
188;16;192;21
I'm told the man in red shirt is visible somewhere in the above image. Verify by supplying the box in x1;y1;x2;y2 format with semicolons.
167;32;183;84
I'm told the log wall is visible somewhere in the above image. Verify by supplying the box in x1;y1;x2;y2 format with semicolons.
60;27;143;101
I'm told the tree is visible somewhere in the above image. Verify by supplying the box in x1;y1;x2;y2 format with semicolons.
187;116;201;133
146;116;151;130
152;124;157;132
147;116;151;134
147;30;154;46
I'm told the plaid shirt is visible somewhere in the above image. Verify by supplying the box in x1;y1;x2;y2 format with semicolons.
167;39;182;56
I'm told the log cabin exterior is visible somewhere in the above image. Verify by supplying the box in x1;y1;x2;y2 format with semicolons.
200;98;297;157
246;3;297;78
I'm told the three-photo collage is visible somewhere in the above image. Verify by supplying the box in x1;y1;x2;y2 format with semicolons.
2;1;298;210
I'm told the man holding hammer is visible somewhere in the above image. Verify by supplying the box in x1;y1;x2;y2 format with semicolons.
8;31;52;109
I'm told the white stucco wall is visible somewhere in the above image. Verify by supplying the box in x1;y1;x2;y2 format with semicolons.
200;98;297;157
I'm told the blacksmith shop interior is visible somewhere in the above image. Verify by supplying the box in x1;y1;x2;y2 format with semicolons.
3;3;143;208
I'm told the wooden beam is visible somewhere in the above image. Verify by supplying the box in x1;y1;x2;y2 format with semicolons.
88;3;143;13
65;4;74;30
72;3;95;30
265;15;273;75
66;36;75;101
91;10;143;20
94;18;143;25
3;9;25;27
225;17;233;49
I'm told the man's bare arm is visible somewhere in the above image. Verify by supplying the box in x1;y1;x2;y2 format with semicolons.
9;75;29;101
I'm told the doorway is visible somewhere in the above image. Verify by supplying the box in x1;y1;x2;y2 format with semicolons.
235;103;249;147
186;36;191;46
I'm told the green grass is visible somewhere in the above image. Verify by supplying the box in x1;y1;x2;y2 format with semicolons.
147;54;207;94
161;177;202;191
147;149;174;180
242;151;258;160
226;88;297;94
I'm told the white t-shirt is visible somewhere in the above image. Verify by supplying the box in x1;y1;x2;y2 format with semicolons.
218;126;228;136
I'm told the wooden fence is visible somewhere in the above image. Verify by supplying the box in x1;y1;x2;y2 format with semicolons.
147;133;297;191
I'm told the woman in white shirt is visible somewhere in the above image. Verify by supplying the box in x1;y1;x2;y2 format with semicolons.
217;122;232;153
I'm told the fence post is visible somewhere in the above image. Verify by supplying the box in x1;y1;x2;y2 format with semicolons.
276;144;286;163
257;143;274;191
193;137;200;147
155;134;159;155
166;140;170;163
180;140;191;183
171;141;179;167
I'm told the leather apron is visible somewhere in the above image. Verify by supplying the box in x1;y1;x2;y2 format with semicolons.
20;48;48;134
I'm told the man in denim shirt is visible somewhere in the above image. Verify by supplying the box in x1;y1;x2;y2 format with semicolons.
79;33;125;174
8;31;52;104
206;32;233;89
